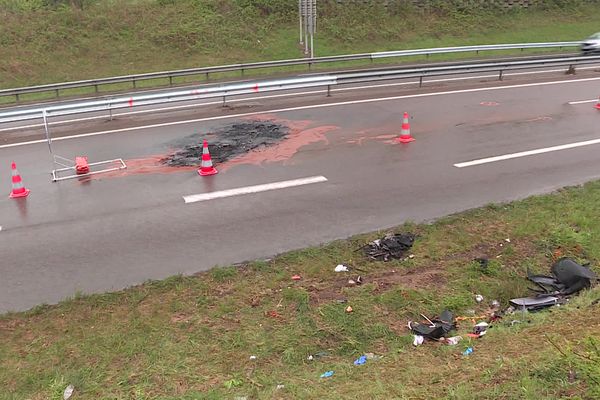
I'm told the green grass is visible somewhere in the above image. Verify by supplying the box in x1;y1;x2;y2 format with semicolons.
3;181;600;399
1;0;599;104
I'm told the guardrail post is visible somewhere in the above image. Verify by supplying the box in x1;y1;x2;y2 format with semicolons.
419;76;423;87
308;62;312;71
132;79;137;89
206;72;209;81
241;68;244;77
169;76;173;86
15;93;19;102
499;70;504;81
94;84;99;93
327;85;331;97
222;95;226;107
108;100;113;121
55;89;59;98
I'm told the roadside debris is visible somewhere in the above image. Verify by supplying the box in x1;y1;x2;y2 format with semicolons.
467;322;489;338
475;294;484;303
249;355;257;361
63;385;74;400
291;275;302;281
345;306;353;313
361;233;416;261
353;355;367;365
474;258;489;270
265;310;282;319
408;310;455;340
320;371;334;378
445;336;463;345
307;351;330;361
462;347;474;356
509;257;598;311
276;384;285;390
365;352;383;361
335;264;350;272
529;258;597;295
413;335;424;346
348;276;363;286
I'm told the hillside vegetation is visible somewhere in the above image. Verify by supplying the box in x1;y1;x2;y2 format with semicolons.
1;0;599;88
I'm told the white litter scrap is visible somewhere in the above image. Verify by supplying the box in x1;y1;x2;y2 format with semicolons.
63;385;74;400
413;335;424;347
335;264;349;272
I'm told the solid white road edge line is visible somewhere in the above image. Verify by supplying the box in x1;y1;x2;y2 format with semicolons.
183;175;328;204
4;76;600;150
454;138;600;168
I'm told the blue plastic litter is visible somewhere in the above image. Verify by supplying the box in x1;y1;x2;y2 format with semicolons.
320;371;334;378
353;355;367;366
463;347;474;356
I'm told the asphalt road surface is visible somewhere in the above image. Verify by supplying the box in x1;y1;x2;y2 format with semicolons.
1;71;599;313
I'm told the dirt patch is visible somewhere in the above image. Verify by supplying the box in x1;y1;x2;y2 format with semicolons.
307;265;447;305
161;121;290;166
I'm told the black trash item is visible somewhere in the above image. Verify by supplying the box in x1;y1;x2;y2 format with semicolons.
409;310;455;340
528;258;598;296
509;296;563;312
362;233;415;261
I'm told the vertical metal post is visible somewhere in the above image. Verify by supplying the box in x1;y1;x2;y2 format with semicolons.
94;84;99;93
419;76;423;87
132;79;137;89
55;89;59;98
169;76;173;86
304;0;309;55
42;110;53;156
108;100;113;121
499;70;504;81
15;93;19;102
299;0;303;44
327;85;331;97
222;95;226;107
310;32;314;59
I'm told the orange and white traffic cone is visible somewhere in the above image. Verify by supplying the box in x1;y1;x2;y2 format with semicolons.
595;96;600;110
197;140;218;176
9;162;30;198
396;112;415;143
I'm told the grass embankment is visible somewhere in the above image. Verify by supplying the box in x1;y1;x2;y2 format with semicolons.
0;0;599;99
3;181;600;399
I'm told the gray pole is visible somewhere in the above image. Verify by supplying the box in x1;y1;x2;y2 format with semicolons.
299;0;303;44
303;0;309;54
42;109;53;155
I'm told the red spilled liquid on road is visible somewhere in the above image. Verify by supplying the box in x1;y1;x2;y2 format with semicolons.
220;120;336;170
86;115;338;180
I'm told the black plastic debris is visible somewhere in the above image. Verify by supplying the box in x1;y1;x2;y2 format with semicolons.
528;257;598;296
509;258;598;311
361;233;415;261
509;296;563;311
408;310;455;340
474;257;489;269
161;121;289;166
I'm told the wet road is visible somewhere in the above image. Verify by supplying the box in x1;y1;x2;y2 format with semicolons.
1;72;599;312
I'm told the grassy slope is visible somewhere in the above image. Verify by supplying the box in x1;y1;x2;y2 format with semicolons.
2;181;600;399
1;0;599;89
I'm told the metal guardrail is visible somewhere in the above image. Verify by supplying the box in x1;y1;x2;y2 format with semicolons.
1;53;598;126
0;41;582;102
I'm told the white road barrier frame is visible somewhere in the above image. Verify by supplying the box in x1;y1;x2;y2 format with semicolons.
43;110;127;182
